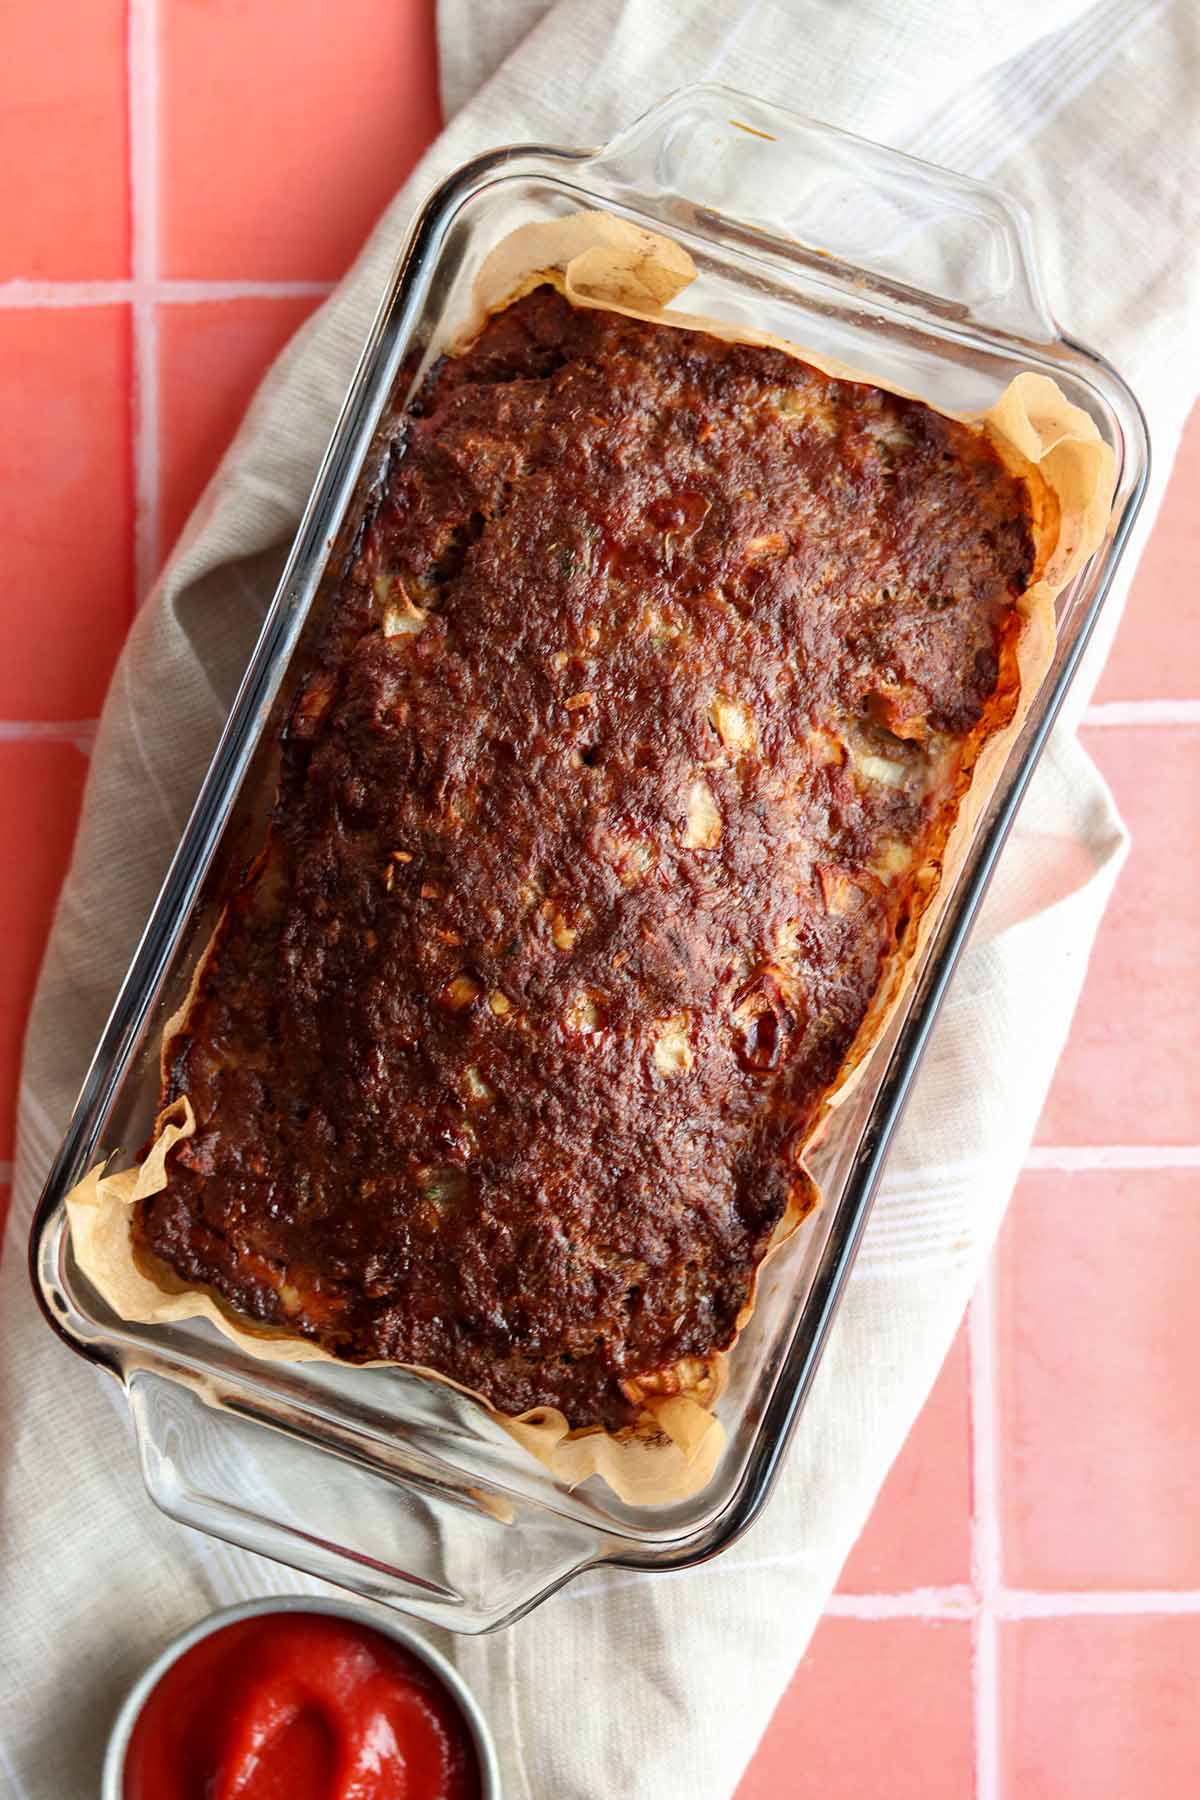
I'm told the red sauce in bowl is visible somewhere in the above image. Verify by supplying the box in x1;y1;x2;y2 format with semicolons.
121;1612;483;1800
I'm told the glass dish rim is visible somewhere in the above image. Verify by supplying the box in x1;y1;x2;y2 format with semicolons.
28;84;1152;1592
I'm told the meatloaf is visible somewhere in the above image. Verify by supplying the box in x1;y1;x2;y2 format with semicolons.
132;284;1035;1429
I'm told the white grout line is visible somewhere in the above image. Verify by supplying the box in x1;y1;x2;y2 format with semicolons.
826;1586;977;1619
1025;1144;1200;1171
160;279;336;303
0;720;97;752
969;1270;1002;1800
0;280;135;308
128;0;160;604
551;1564;1200;1622
0;278;336;308
828;1584;1200;1622
998;1589;1200;1619
1083;699;1200;727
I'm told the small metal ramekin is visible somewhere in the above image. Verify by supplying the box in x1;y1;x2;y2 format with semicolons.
102;1594;502;1798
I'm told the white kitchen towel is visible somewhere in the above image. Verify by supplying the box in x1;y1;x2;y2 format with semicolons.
3;3;1198;1796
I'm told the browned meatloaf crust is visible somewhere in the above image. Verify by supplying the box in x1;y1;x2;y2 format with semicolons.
134;286;1034;1429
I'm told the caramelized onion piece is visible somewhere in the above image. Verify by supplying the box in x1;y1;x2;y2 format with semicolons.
731;968;803;1075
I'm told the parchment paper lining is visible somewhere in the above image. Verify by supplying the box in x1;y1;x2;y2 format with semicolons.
65;212;1115;1507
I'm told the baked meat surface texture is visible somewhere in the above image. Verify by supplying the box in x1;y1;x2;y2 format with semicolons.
131;287;1036;1430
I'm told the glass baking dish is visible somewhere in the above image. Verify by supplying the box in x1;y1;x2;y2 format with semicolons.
29;86;1148;1633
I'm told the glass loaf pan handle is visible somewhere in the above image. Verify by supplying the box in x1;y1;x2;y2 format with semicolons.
125;1369;602;1633
584;83;1058;344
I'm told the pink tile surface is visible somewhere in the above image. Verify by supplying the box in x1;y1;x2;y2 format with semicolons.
997;1169;1200;1590
839;1326;972;1593
0;743;89;1160
0;0;128;280
1097;401;1200;702
1001;1616;1200;1798
0;3;1199;1793
0;307;133;719
1035;724;1200;1145
736;1619;974;1800
159;0;442;280
158;296;323;554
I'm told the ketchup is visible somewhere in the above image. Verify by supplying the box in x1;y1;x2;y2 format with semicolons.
121;1612;482;1800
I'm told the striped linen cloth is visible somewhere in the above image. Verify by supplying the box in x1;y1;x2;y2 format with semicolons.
3;2;1198;1795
